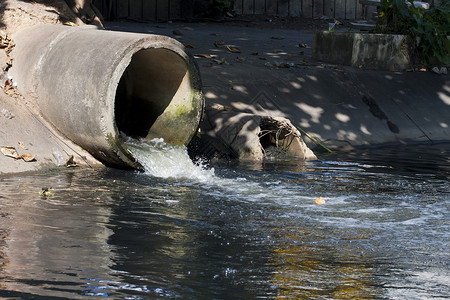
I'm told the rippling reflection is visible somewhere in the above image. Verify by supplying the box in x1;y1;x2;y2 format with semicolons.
0;143;448;298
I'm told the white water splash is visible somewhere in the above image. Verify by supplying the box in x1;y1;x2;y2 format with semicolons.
124;137;215;182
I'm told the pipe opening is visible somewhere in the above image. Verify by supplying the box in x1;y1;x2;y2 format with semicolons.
115;48;188;139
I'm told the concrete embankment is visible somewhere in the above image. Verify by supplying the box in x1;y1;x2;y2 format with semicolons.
198;59;449;152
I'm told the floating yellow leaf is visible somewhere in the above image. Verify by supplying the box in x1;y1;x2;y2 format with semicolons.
314;196;326;205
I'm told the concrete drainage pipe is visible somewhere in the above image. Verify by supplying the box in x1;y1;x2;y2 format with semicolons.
10;24;204;169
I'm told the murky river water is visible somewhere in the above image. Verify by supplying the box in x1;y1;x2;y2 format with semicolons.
0;141;449;299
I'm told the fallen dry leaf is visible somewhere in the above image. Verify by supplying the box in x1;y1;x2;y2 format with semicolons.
6;56;12;67
172;29;183;36
3;79;13;91
226;46;241;53
214;40;225;47
21;153;35;162
66;155;78;168
314;196;326;205
183;26;194;31
212;57;226;65
271;36;284;40
250;52;258;56
298;43;308;48
18;141;28;150
210;103;234;111
63;21;78;26
1;146;20;159
194;54;215;59
182;43;195;48
235;57;247;62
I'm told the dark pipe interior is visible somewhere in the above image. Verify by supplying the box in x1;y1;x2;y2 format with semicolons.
115;48;187;138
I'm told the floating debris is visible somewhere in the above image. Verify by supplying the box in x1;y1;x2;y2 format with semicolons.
314;196;326;205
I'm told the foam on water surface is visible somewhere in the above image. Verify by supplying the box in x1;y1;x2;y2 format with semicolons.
124;137;215;182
